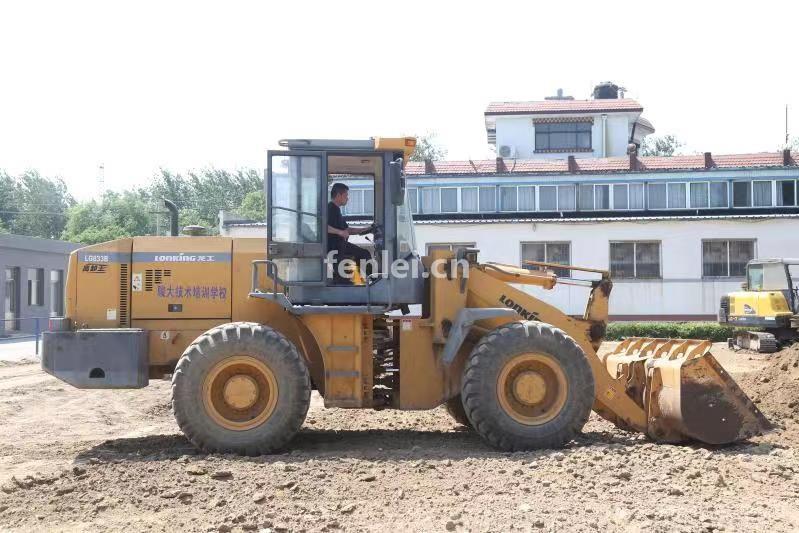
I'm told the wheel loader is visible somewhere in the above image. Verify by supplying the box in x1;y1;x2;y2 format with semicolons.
42;137;770;454
719;258;799;353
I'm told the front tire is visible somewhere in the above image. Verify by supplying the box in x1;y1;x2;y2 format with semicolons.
172;322;310;456
462;321;594;451
445;395;472;429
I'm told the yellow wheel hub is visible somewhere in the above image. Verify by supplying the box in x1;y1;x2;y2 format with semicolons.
512;371;548;405
202;356;278;431
223;375;259;410
497;353;568;425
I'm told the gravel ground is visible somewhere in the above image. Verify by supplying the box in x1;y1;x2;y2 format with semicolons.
1;342;798;532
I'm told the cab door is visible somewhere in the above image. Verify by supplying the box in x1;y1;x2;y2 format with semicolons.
266;151;326;285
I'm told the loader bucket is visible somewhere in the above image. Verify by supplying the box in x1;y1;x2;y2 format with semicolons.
604;338;772;445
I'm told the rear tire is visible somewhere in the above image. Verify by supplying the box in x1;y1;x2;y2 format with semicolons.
172;322;310;455
445;395;472;428
462;321;594;451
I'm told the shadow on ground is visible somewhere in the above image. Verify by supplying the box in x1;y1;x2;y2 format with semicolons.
73;425;768;466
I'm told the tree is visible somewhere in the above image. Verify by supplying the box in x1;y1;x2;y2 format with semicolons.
238;190;266;221
149;168;263;229
409;132;448;162
62;191;154;244
0;170;74;238
640;134;684;157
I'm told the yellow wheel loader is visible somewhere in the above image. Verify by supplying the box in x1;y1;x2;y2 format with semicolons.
719;258;799;353
42;137;770;455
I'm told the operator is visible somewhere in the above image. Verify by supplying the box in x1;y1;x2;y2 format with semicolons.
327;183;374;281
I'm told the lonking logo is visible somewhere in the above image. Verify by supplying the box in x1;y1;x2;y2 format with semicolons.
499;294;539;320
152;254;216;262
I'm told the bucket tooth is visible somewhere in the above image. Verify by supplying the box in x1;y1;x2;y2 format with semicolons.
604;338;772;445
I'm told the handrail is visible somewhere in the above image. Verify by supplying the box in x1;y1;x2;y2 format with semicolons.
523;259;609;277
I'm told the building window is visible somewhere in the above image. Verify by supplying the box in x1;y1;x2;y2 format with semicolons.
577;184;593;210
518;186;535;211
441;188;458;213
426;242;476;255
777;180;797;206
690;182;709;208
647;183;667;209
500;186;518;211
407;188;419;214
535;122;592;152
420;188;440;214
521;242;571;278
50;270;64;317
613;184;629;210
558;185;576;211
341;189;373;215
461;187;478;212
629;183;645;209
539;186;557;211
710;182;728;208
27;268;44;306
733;182;751;207
667;183;686;208
702;240;755;277
4;267;20;331
610;242;661;279
479;186;496;212
752;180;772;207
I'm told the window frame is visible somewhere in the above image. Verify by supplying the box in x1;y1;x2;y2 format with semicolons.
752;180;773;208
520;241;572;278
517;185;536;211
628;183;645;210
701;239;757;279
732;181;753;208
439;186;459;213
609;241;662;280
534;121;593;153
460;186;479;213
499;185;518;212
538;185;558;212
666;182;688;209
27;268;45;307
777;179;798;207
647;182;668;210
709;181;729;208
613;183;629;210
689;181;709;209
478;186;497;212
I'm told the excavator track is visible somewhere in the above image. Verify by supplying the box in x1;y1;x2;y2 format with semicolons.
731;331;779;353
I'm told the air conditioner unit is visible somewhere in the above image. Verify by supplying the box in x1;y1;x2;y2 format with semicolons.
498;145;516;158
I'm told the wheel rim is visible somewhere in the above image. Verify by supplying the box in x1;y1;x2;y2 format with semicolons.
202;356;279;431
497;353;568;425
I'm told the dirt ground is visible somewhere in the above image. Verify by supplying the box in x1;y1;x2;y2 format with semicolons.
1;343;798;533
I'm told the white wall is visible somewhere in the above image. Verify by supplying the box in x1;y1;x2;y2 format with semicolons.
414;218;799;319
494;111;639;159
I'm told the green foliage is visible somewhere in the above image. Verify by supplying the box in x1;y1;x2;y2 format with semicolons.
605;322;750;342
409;132;448;162
0;170;74;239
640;134;684;157
149;168;262;229
238;190;266;221
61;191;155;244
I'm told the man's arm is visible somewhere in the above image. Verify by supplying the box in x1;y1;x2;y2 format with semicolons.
327;225;349;238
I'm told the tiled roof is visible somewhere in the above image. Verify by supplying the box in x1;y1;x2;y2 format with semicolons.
404;151;798;176
485;98;643;115
410;213;799;225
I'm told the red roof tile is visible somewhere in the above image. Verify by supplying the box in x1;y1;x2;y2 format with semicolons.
403;152;798;176
485;98;643;115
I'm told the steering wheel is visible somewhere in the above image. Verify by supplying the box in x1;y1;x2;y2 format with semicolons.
364;223;384;254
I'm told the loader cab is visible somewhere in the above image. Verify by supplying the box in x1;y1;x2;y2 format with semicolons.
263;138;425;308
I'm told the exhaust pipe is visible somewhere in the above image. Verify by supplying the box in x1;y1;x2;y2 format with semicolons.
163;199;179;237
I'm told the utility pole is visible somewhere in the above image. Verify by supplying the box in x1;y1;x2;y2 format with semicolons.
97;164;105;198
786;104;790;145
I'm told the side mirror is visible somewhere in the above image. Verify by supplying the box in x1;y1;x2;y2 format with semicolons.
390;158;405;206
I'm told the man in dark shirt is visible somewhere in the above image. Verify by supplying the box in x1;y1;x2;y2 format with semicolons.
327;183;373;282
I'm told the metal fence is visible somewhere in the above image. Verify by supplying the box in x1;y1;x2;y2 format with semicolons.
0;316;62;357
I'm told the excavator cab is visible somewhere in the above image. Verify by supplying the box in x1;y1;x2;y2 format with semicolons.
259;138;424;308
720;258;799;351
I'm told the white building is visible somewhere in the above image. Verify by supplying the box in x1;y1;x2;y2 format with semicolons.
486;83;655;160
222;85;799;320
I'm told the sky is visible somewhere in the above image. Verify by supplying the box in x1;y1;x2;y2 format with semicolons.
1;0;798;201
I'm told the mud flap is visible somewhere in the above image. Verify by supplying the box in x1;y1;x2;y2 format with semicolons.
604;338;772;445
